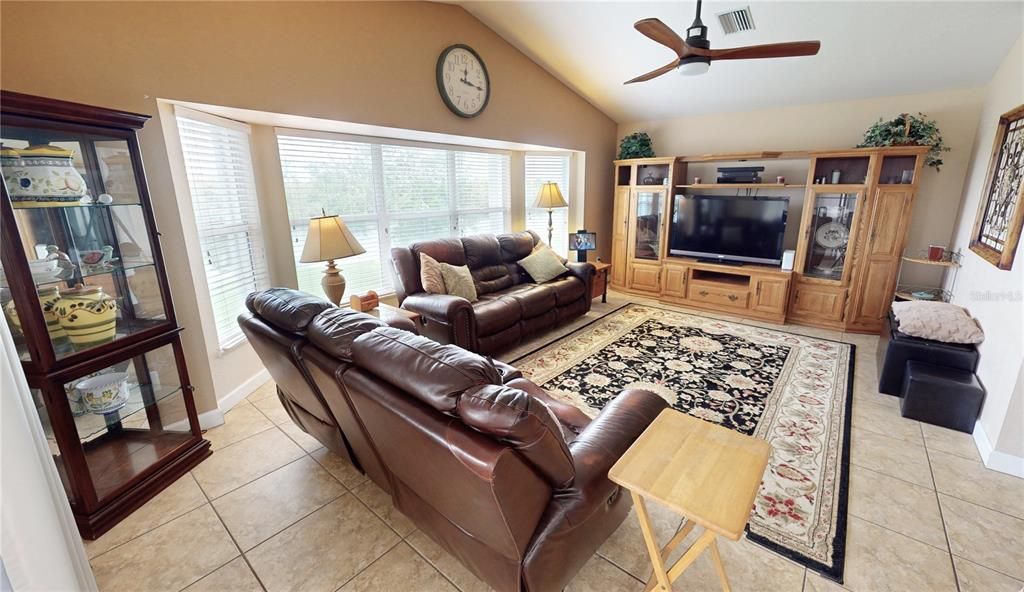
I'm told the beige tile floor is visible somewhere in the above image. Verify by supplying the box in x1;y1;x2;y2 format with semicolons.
84;292;1024;592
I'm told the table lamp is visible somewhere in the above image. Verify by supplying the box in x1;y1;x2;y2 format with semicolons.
300;210;366;305
533;182;568;247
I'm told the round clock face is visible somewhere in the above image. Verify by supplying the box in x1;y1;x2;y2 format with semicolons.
436;45;490;118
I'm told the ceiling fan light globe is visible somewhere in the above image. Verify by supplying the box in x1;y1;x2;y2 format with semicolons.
678;60;710;76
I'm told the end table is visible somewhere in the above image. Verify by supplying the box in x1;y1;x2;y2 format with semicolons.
608;409;770;592
366;303;422;334
592;262;612;303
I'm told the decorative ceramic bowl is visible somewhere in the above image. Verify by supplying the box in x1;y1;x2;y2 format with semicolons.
55;284;117;349
4;286;69;344
75;372;129;414
2;144;88;208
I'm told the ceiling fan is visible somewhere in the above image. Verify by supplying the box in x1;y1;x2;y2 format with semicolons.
625;0;821;83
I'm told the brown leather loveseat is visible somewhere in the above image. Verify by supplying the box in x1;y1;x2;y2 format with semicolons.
391;231;595;354
238;288;668;592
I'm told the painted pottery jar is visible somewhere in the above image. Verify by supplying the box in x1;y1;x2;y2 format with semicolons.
4;286;69;345
2;144;88;208
55;284;118;349
75;371;130;414
65;386;87;417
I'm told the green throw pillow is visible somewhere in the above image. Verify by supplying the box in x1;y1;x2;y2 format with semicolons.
520;246;570;284
438;263;478;302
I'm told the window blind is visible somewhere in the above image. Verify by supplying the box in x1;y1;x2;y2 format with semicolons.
525;154;571;254
276;132;510;296
176;110;269;350
276;135;388;296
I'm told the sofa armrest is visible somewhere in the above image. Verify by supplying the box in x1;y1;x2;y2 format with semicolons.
400;293;476;349
570;389;668;491
565;261;595;288
401;293;472;321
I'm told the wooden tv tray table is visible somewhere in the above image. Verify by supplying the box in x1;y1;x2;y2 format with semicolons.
608;409;771;592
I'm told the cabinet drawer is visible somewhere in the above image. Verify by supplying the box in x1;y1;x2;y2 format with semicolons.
688;284;749;309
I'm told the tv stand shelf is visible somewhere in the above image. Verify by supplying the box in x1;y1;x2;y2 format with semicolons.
660;258;792;323
676;183;807;190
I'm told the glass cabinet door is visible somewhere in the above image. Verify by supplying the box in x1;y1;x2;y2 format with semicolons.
38;342;196;505
1;126;169;362
801;192;860;281
632;190;663;261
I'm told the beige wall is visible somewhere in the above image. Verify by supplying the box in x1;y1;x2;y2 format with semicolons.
946;33;1024;467
618;87;986;286
0;1;617;414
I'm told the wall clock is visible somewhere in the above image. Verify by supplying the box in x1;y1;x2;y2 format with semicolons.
436;44;490;118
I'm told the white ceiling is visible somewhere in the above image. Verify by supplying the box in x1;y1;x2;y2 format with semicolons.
457;1;1024;123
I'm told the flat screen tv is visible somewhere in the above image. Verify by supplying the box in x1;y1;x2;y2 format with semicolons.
669;195;788;265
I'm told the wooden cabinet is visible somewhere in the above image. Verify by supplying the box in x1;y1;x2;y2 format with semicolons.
628;262;662;293
659;259;790;323
607;147;927;333
752;277;790;314
661;264;688;298
845;186;916;331
790;283;847;323
609;158;683;292
0;91;210;538
610;187;630;287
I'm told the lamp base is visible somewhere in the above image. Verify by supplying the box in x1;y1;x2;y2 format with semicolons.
321;260;346;305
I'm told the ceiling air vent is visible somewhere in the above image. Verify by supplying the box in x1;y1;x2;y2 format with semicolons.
717;6;755;35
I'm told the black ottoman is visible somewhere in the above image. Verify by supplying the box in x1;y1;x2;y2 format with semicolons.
900;361;985;433
877;311;979;396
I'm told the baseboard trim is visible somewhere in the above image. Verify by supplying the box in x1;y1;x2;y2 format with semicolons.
973;423;1024;478
197;369;271;431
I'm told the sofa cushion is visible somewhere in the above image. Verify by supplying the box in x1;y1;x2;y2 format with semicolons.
462;234;503;269
457;384;575;488
412;238;466;267
471;264;514;295
472;297;522;336
497;231;537;263
502;284;557;318
351;327;502;412
546;276;586;305
519;246;570;283
419;252;446;295
891;301;985;345
245;288;334;334
439;263;478;302
307;308;388;362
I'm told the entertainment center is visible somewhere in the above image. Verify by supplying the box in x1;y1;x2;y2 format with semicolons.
610;145;929;333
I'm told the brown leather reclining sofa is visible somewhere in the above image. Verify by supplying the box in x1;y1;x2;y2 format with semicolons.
238;288;667;592
391;231;595;354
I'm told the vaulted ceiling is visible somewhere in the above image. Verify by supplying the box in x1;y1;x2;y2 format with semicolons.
457;1;1024;123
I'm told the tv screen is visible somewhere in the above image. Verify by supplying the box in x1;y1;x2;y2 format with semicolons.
669;195;788;265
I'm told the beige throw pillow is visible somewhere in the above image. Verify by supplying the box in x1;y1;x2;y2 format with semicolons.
438;263;478;302
419;252;446;294
533;241;568;264
891;301;985;344
520;245;570;284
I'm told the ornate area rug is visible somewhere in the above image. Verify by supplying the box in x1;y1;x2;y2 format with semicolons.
513;303;854;581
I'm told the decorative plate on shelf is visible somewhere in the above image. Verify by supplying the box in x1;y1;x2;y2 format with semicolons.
814;222;850;249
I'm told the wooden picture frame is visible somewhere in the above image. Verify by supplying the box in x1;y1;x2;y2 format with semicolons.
970;104;1024;270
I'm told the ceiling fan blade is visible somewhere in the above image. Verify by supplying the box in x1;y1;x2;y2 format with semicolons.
696;40;821;60
624;60;682;84
634;18;689;57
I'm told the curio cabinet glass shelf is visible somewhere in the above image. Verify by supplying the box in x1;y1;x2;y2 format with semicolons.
0;91;210;538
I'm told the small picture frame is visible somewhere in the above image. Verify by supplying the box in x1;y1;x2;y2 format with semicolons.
569;231;597;252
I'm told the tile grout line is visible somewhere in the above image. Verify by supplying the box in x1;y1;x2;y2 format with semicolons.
922;428;961;592
330;537;407;592
949;552;1024;585
84;472;207;563
404;535;482;592
190;467;267;592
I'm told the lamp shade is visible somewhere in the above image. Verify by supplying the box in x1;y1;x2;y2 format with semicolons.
533;182;568;209
299;214;366;263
